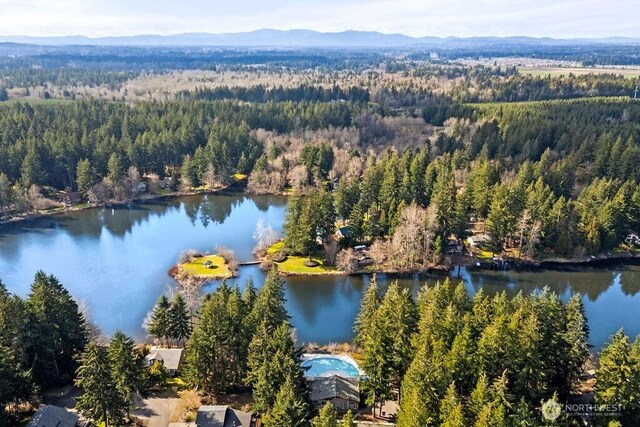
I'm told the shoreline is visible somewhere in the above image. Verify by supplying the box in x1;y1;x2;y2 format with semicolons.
3;189;638;278
0;187;231;226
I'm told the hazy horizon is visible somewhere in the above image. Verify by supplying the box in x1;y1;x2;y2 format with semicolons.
0;0;637;39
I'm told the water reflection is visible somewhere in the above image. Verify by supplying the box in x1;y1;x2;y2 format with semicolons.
1;194;639;349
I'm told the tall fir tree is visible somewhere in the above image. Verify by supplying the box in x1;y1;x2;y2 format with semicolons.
75;341;128;427
312;402;338;427
168;293;191;346
146;295;171;346
108;331;144;416
264;373;311;427
26;271;87;387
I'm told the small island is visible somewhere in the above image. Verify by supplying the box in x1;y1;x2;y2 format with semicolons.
171;248;238;280
179;254;233;279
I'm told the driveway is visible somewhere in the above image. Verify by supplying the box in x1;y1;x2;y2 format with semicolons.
133;397;180;427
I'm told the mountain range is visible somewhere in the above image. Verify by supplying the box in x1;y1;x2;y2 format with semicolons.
1;30;639;48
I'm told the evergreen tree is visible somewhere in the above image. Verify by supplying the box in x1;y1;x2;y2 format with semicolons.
486;184;515;254
563;294;589;387
250;267;289;332
184;284;249;393
312;402;338;427
340;410;356;427
439;382;466;427
146;295;171;346
247;321;308;413
595;330;640;425
26;271;87;387
107;331;144;415
107;153;124;187
0;345;36;422
168;293;191;346
76;158;96;195
265;373;311;427
75;341;128;427
353;275;380;348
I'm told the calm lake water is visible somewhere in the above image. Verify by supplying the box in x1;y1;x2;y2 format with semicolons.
1;193;639;350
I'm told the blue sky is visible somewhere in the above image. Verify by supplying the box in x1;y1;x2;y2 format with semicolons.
0;0;637;38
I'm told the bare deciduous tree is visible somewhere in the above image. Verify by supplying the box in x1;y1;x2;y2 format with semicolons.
216;245;239;274
252;219;280;256
124;166;141;200
368;239;389;267
88;180;110;205
336;248;359;274
391;204;437;270
322;239;339;266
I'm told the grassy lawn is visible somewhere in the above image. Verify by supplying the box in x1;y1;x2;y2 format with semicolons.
471;248;495;261
266;241;340;275
266;241;285;255
180;255;232;279
275;255;339;275
166;377;189;390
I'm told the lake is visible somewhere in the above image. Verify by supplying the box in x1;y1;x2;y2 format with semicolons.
1;193;639;350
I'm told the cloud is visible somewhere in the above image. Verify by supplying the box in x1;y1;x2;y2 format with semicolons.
0;0;636;38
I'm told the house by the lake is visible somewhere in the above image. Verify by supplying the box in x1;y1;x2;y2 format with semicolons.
467;234;490;248
336;226;350;239
447;235;463;254
308;375;360;412
145;347;184;376
60;191;82;207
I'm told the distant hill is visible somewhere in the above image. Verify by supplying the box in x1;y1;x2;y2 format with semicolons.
1;30;639;48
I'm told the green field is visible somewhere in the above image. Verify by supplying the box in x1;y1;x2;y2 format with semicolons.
518;66;640;79
180;255;233;279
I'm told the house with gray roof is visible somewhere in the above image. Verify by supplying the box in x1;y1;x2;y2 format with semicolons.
145;347;184;375
195;405;253;427
27;405;78;427
308;375;360;412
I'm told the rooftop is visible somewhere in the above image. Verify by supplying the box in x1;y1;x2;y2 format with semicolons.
27;405;78;427
146;347;184;371
308;375;360;402
196;405;253;427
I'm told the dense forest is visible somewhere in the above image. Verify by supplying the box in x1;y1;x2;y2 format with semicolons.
4;270;640;425
1;91;639;259
2;47;640;425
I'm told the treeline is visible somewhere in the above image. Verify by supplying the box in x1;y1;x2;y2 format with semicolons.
0;98;359;202
452;72;640;103
0;272;87;423
463;98;640;166
356;278;589;426
179;84;370;103
0;45;388;72
0;68;135;89
180;270;313;426
338;151;638;259
410;44;640;66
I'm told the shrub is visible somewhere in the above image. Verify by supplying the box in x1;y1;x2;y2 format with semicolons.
178;249;202;264
260;258;274;271
216;245;238;273
272;251;288;263
303;258;320;268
